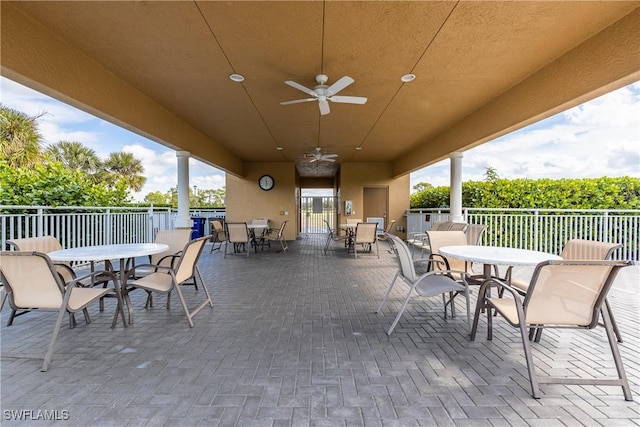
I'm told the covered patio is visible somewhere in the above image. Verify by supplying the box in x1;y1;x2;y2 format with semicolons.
2;236;638;425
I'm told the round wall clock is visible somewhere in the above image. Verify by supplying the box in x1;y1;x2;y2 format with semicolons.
258;174;275;191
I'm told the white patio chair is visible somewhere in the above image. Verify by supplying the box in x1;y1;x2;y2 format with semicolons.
224;222;251;258
509;239;625;343
4;236;80;325
0;251;124;371
265;220;289;253
376;235;471;335
124;236;213;327
353;222;379;258
209;220;227;253
470;259;632;401
323;219;347;254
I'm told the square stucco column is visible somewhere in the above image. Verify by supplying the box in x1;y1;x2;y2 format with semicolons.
449;152;464;223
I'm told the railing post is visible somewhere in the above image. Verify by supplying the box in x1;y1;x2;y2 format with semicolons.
533;210;539;252
603;210;609;242
105;208;112;245
37;207;44;237
148;205;155;241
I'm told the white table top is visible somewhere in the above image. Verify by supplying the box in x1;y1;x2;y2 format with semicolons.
48;243;169;262
439;245;562;266
247;224;268;229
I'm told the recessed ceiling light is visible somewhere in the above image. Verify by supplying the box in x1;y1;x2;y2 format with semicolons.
355;147;363;151
229;73;245;82
276;146;284;151
401;74;416;83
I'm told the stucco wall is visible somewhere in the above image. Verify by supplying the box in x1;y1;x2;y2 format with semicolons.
225;162;298;241
339;163;410;239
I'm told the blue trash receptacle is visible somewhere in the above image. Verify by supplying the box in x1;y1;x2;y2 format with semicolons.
191;217;206;239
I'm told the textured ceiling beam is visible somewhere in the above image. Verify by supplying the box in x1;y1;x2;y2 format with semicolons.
0;3;244;177
392;8;640;178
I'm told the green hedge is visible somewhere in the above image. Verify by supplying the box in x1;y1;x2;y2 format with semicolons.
410;177;640;210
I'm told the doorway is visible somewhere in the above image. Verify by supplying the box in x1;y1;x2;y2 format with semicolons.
363;187;389;231
299;190;338;234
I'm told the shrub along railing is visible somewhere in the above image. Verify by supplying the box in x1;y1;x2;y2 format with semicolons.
407;208;639;261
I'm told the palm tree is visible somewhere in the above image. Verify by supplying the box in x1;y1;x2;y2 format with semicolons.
45;141;102;176
0;105;44;168
102;151;146;192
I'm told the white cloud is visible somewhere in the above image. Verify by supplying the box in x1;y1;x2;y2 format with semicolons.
3;77;638;199
411;83;640;189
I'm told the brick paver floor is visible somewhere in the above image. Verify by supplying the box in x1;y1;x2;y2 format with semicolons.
1;234;639;426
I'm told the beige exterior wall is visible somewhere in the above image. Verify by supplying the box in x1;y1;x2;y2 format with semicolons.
339;163;410;239
226;162;298;241
226;161;410;241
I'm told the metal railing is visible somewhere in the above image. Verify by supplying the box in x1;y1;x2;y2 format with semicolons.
300;196;338;234
407;208;640;261
2;205;637;261
0;205;226;251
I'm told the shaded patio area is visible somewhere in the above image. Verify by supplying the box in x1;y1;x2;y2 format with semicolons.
2;234;639;426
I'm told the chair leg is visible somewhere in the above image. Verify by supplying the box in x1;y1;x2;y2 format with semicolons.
517;313;541;399
604;298;623;343
42;286;77;372
470;281;491;340
42;306;68;372
195;266;214;308
145;291;154;308
375;272;399;313
387;286;416;335
0;288;6;311
7;308;17;327
601;304;633;400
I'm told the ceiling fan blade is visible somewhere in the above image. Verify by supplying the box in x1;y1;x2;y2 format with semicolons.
329;95;368;104
284;80;316;97
326;76;354;96
322;158;336;162
309;157;318;163
280;98;316;105
322;154;338;158
318;99;330;115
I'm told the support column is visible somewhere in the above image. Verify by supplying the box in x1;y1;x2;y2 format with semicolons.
449;152;464;223
176;151;192;229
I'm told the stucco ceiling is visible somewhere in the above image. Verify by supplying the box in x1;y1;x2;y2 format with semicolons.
2;1;639;178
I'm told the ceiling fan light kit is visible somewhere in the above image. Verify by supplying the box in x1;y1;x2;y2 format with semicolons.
281;74;367;115
306;147;338;163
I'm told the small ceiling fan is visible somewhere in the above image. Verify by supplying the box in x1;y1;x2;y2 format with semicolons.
280;74;367;115
305;147;338;163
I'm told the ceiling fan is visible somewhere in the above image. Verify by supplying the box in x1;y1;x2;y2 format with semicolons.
280;74;367;115
305;147;338;163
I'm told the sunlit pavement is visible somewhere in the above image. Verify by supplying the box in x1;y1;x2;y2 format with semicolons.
2;234;638;426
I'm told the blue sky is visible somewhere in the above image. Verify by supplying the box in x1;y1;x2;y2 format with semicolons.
1;77;638;200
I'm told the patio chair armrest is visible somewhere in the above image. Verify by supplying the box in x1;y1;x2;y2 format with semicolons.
123;263;173;281
66;270;118;290
480;277;523;302
156;252;182;269
53;263;76;279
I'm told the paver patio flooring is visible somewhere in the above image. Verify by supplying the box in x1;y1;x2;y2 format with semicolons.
1;234;639;426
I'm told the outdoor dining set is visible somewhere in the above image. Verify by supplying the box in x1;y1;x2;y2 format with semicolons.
0;222;634;402
212;218;289;257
